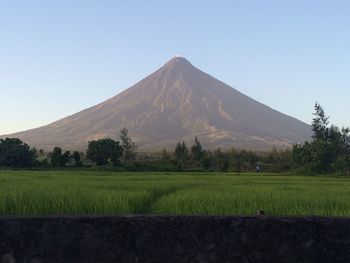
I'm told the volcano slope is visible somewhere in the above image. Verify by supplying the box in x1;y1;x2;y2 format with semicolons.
3;57;311;151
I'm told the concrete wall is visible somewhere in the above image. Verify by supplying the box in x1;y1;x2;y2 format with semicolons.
0;215;350;263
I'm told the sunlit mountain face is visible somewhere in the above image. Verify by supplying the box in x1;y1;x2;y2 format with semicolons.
3;57;312;151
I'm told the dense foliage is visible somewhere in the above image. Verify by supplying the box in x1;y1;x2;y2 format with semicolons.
49;147;81;167
0;138;36;167
292;103;350;174
86;138;123;166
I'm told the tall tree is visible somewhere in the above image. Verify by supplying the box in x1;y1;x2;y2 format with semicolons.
293;103;350;174
119;127;136;161
190;136;203;162
174;141;189;169
312;103;329;141
51;147;63;167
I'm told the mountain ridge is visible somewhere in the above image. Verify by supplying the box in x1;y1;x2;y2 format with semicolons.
2;57;312;151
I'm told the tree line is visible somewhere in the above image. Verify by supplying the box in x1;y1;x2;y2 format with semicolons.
1;103;348;174
0;129;291;172
0;128;138;169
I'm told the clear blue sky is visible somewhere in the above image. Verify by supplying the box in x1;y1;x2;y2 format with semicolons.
1;0;349;135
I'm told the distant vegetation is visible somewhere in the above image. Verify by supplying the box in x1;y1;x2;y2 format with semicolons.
0;104;349;174
0;137;292;173
1;171;350;216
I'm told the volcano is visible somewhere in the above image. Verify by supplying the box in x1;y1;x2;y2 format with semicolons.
3;57;311;151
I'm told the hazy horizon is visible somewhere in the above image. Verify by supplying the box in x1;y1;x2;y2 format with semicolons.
1;1;349;135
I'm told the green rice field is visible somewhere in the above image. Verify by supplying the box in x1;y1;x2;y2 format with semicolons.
0;170;349;216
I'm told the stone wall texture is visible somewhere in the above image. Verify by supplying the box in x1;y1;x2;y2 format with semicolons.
0;215;350;263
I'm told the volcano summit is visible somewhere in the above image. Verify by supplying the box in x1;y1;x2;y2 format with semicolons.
3;57;311;150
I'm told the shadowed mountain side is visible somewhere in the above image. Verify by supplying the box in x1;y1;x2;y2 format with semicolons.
2;57;312;151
